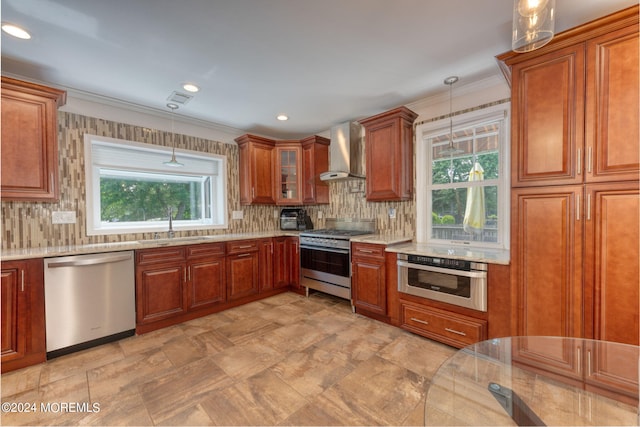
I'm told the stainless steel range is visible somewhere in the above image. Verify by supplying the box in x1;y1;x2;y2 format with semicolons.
300;218;375;302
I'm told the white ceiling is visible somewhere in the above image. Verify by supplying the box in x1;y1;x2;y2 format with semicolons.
1;0;637;139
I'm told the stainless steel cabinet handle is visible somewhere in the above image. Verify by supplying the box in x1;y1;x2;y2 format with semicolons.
577;148;581;174
586;194;591;221
587;350;592;376
21;270;25;292
410;317;429;325
577;346;582;375
238;253;252;258
576;194;581;221
188;266;191;282
184;268;187;282
445;327;467;336
358;249;374;254
238;245;253;249
587;147;593;173
252;187;255;199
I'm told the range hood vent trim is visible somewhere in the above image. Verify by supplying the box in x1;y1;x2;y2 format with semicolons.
320;122;365;182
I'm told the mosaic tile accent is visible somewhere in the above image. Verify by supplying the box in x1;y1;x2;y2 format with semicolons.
2;98;508;249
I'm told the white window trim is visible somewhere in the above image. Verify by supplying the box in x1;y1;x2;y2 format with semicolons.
415;102;510;250
84;134;228;235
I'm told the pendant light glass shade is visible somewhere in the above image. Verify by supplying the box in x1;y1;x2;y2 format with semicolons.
163;103;184;168
512;0;555;52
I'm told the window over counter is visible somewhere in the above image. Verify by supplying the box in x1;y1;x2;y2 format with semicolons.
84;135;227;235
415;103;510;250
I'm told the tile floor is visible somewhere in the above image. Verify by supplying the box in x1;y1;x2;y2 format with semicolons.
1;291;457;426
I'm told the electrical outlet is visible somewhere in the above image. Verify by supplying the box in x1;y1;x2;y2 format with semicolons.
317;211;323;219
273;209;279;219
52;211;77;224
232;210;244;220
388;208;396;219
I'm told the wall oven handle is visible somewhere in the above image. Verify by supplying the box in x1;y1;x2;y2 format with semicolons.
300;245;349;255
397;260;486;278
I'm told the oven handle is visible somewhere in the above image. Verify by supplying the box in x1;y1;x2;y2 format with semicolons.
397;260;487;278
300;245;350;255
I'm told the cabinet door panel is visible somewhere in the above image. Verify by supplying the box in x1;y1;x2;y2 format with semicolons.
252;145;276;204
512;186;583;339
586;24;640;183
137;264;187;324
259;239;274;291
287;238;300;289
584;182;639;345
189;258;225;310
227;253;259;300
352;259;386;315
511;45;585;187
1;267;25;360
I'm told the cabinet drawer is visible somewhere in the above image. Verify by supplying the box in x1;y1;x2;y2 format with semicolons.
136;247;185;265
401;303;487;348
226;240;259;255
352;243;385;259
186;243;225;259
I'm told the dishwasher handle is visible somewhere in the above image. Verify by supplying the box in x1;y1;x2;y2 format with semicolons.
47;252;133;268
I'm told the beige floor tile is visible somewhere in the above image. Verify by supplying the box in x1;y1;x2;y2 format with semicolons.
118;325;185;356
139;357;234;422
309;389;386;426
39;342;124;385
190;328;235;355
215;315;281;344
210;341;284;380
179;311;234;336
271;346;356;398
278;402;343;426
200;369;308;426
258;321;332;353
222;300;272;321
160;334;210;367
87;348;173;400
155;403;214;426
324;355;429;425
78;388;153;426
378;332;456;380
1;363;42;398
312;321;400;363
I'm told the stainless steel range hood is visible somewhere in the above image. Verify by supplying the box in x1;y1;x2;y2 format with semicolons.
320;122;365;181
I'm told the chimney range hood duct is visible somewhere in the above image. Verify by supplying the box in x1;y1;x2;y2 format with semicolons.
320;122;365;181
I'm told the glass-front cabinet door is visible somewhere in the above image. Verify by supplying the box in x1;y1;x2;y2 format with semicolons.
275;143;302;205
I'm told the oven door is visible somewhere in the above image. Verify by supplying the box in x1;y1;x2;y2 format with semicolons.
300;245;351;297
397;260;487;312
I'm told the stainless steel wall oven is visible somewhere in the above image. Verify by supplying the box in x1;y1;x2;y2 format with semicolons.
397;253;488;312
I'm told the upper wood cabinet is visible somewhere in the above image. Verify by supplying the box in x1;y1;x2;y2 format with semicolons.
1;77;66;202
236;134;330;206
359;106;418;201
274;141;303;205
500;6;639;188
300;135;330;204
235;134;276;205
585;24;639;183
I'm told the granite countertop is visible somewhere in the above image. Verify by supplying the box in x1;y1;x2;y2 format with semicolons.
1;231;302;261
385;241;510;265
349;234;413;246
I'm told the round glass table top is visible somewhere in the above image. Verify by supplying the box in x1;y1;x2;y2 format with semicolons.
425;336;639;426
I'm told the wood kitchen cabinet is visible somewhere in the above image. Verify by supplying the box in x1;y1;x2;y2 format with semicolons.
501;7;640;355
226;240;260;300
351;243;387;316
301;135;330;204
1;77;66;202
186;243;226;310
258;238;274;291
1;259;46;373
274;236;300;290
235;134;276;205
359;106;418;202
275;141;303;205
135;247;188;326
287;237;300;290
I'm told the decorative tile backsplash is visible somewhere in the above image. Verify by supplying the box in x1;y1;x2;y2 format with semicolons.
1;112;417;250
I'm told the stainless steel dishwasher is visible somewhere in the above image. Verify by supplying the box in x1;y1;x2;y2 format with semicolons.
44;251;135;358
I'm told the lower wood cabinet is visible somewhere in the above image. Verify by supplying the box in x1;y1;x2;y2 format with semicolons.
259;238;274;291
400;302;487;348
352;243;387;316
226;240;259;301
187;244;226;310
1;258;46;373
273;236;300;290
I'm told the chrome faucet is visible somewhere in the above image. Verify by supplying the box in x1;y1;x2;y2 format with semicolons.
167;207;175;238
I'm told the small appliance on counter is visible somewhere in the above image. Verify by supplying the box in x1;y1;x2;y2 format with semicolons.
280;208;313;231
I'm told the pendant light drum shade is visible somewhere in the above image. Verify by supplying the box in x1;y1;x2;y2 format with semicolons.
512;0;555;52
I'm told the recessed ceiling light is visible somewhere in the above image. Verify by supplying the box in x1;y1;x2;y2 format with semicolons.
276;114;289;121
182;83;199;93
1;23;31;40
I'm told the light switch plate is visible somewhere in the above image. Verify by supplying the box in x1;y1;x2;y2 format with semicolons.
232;210;244;220
317;211;323;219
52;211;77;224
388;208;396;219
273;209;279;219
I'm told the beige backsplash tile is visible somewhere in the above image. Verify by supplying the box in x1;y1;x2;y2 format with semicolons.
1;112;416;250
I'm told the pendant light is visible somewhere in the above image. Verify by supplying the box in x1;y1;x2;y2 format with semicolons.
512;0;555;53
441;76;463;157
163;103;184;168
